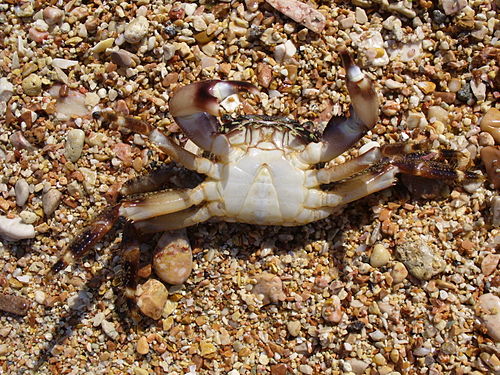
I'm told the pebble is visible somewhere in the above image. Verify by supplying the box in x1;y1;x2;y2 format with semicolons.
396;238;445;280
92;38;114;53
427;105;449;125
15;178;29;206
124;16;149;44
287;320;301;336
481;254;500;276
298;364;313;374
478;132;495;147
492;196;500;227
42;188;62;216
391;262;409;283
478;293;500;342
51;58;78;70
370;244;391;267
369;329;386;341
43;6;64;25
136;336;149;355
0;216;36;241
34;290;46;305
470;79;487;101
432;9;447;24
19;210;38;224
101;319;119;340
355;7;368;24
153;229;193;285
136;279;168;320
448;78;461;92
457;81;473;103
265;0;326;33
417;81;436;94
22;74;42;96
480;146;500;189
10;131;34;151
274;40;296;64
0;77;14;115
252;272;286;304
321;296;343;323
257;63;273;88
0;293;31;315
200;341;216;358
480;108;500;144
348;359;369;375
65;129;85;162
111;49;139;68
441;0;467;15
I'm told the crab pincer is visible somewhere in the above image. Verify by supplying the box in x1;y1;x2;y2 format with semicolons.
300;50;379;164
169;80;260;156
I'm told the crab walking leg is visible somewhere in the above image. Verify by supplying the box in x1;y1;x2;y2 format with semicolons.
120;164;203;196
120;184;212;221
133;206;212;233
100;112;219;178
299;51;379;164
49;205;121;275
306;147;382;186
121;223;141;300
324;165;400;207
169;80;260;156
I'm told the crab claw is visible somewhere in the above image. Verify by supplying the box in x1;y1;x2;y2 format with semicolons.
169;80;259;156
299;51;379;164
340;50;378;129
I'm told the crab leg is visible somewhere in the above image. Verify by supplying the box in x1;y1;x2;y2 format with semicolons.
49;205;121;275
99;112;219;178
306;146;382;186
133;205;212;233
120;164;203;197
299;51;379;164
120;183;215;221
169;80;259;157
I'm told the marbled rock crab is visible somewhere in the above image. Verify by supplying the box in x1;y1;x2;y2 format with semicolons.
50;51;478;317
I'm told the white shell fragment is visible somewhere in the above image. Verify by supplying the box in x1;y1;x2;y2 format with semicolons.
0;77;14;115
265;0;326;33
51;58;78;69
0;216;36;241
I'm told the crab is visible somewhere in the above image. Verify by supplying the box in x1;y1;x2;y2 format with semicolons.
50;51;478;314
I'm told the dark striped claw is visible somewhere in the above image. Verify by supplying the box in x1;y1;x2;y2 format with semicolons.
169;80;259;155
49;205;120;277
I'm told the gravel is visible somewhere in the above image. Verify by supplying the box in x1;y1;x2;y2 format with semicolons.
0;1;497;374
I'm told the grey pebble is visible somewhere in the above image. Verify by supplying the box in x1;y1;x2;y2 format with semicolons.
396;237;445;280
492;196;500;227
65;129;85;162
457;81;473;103
43;189;62;216
15;178;30;206
110;49;139;68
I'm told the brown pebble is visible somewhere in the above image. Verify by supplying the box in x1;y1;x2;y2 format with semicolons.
0;293;31;316
257;63;273;88
136;336;150;355
480;108;500;144
252;272;286;304
481;146;500;189
481;254;500;276
271;364;288;375
434;91;456;104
